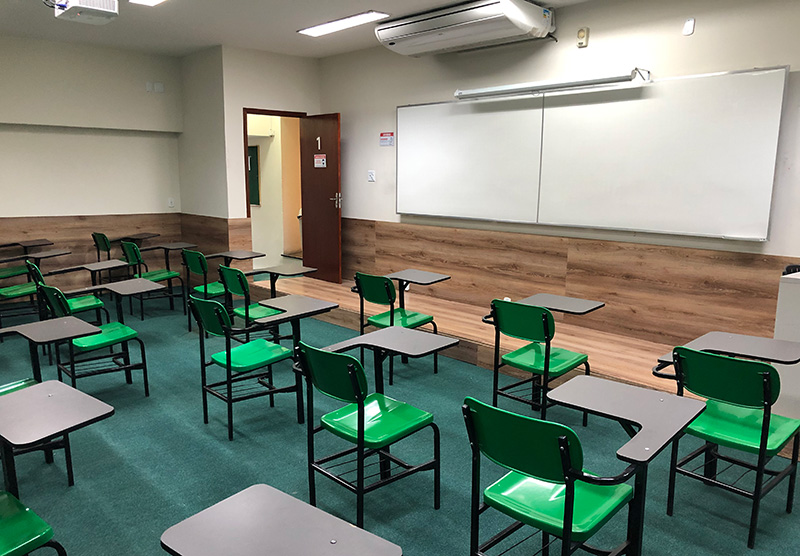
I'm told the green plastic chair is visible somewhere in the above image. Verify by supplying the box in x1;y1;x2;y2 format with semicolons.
668;346;800;548
181;250;225;331
0;265;38;329
485;299;590;423
217;265;282;342
188;296;295;441
353;271;438;385
462;397;635;556
0;491;67;556
91;232;112;262
297;341;440;528
38;284;149;397
26;261;108;325
120;241;185;317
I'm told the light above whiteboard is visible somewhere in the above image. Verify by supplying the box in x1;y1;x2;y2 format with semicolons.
455;68;651;100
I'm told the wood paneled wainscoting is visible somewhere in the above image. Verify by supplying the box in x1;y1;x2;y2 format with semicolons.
341;218;795;348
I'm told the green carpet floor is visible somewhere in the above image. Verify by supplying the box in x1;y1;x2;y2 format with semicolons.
1;298;798;555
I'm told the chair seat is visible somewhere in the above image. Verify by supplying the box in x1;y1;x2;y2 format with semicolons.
73;321;138;352
484;471;633;544
368;308;433;329
0;266;28;280
687;400;800;457
67;295;104;313
322;393;434;449
502;344;587;377
233;304;282;322
135;269;180;282
211;339;291;372
192;282;226;297
0;379;36;396
0;282;36;300
0;491;55;556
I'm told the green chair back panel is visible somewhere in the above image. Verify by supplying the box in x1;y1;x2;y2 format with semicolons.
38;284;72;317
182;249;208;275
298;342;368;404
673;346;780;407
355;272;396;305
492;300;555;343
464;397;582;483
120;241;143;265
218;265;250;297
92;232;112;253
24;261;44;286
0;491;55;556
188;297;232;337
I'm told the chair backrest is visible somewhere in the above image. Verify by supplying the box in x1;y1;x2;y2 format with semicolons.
120;241;143;265
673;346;780;407
354;272;395;306
188;296;231;337
25;260;45;285
464;398;583;483
491;299;555;343
182;249;208;276
297;341;368;404
92;232;112;254
38;284;73;318
463;396;582;483
218;265;249;298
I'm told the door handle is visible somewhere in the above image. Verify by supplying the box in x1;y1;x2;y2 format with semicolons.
329;192;342;209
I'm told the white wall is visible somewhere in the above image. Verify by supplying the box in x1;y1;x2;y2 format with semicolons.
178;47;228;218
0;35;182;217
221;46;321;219
319;0;800;257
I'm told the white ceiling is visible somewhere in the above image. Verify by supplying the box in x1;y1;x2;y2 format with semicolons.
0;0;591;59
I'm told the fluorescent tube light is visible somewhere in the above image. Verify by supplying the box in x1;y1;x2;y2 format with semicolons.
298;11;389;37
455;69;651;100
129;0;168;5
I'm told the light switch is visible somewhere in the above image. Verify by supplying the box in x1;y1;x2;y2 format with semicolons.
367;170;376;182
682;18;695;36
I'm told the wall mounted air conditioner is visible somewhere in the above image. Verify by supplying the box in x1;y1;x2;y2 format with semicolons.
54;0;118;25
375;0;555;57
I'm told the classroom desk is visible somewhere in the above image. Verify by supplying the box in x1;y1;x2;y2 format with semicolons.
0;248;71;268
113;232;160;245
653;331;800;378
0;317;99;382
207;250;265;267
548;375;705;556
79;259;130;285
0;239;53;254
0;380;114;498
256;295;338;350
518;293;605;315
141;242;198;272
160;484;402;556
78;278;165;324
249;263;317;298
324;327;458;395
384;269;450;309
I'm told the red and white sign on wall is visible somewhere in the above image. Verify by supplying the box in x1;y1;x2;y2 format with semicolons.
379;132;394;147
314;154;327;168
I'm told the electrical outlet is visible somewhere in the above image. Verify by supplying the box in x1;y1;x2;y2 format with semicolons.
367;170;376;182
167;197;175;208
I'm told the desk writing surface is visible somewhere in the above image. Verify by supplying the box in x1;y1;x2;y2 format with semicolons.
327;327;458;358
385;269;450;286
103;278;165;296
251;263;317;277
160;484;401;556
548;376;704;464
0;381;114;448
81;260;129;272
517;293;605;315
0;316;98;344
656;331;800;366
256;295;338;325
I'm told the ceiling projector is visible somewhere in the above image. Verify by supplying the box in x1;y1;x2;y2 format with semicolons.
54;0;118;24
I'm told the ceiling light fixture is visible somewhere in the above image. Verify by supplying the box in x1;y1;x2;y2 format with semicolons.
298;10;389;37
129;0;168;6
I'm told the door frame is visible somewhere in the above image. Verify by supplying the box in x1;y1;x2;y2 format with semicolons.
242;107;307;218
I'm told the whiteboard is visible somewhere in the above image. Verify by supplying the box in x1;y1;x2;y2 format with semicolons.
397;97;543;223
395;67;787;240
537;68;787;239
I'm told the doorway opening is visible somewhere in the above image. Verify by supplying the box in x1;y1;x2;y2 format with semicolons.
244;109;305;269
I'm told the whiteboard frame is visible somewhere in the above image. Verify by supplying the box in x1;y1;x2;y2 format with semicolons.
395;66;789;240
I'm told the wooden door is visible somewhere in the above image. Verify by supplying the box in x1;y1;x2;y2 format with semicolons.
300;113;341;283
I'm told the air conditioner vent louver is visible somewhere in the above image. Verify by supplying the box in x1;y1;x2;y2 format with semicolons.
54;0;118;25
